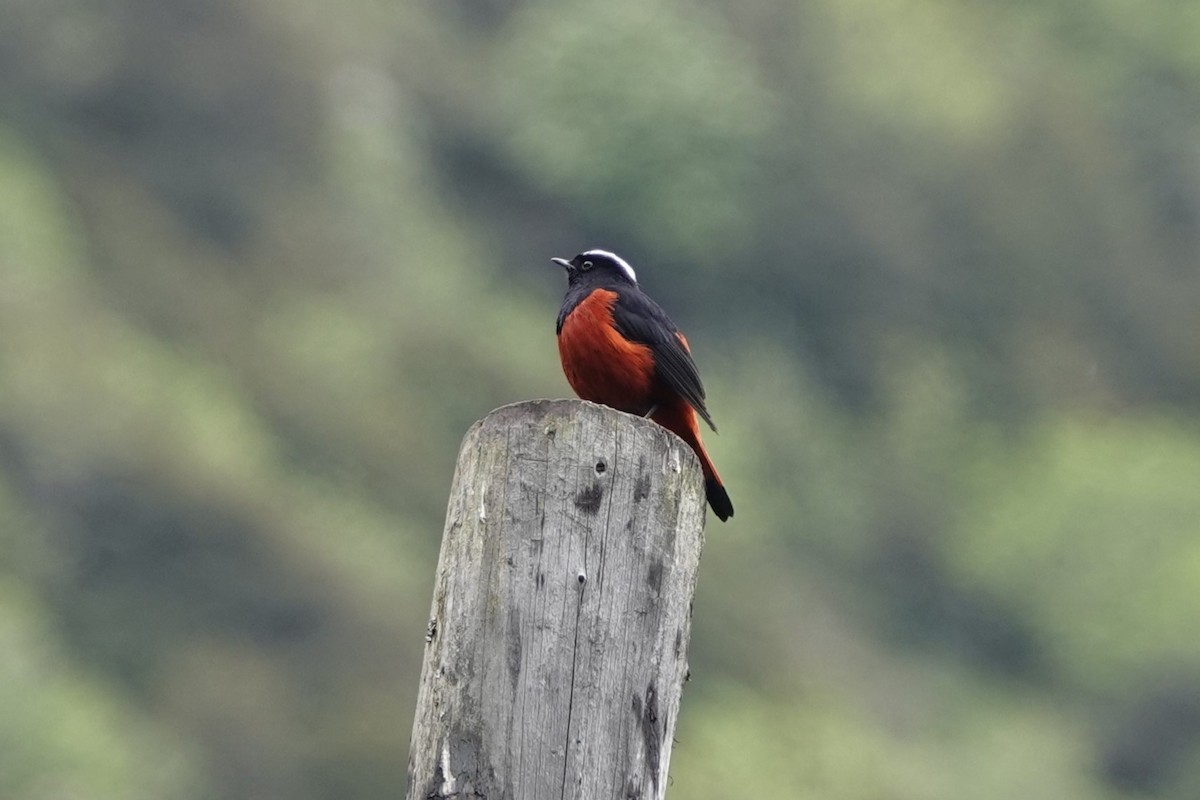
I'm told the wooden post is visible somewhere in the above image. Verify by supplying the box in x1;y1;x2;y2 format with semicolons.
406;399;707;800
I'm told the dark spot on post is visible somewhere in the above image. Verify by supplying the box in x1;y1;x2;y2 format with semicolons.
674;627;682;658
507;606;522;690
451;727;485;792
419;768;443;800
595;458;607;474
637;682;661;794
634;473;651;502
536;571;545;589
647;559;663;594
423;726;495;799
574;482;603;515
633;454;652;502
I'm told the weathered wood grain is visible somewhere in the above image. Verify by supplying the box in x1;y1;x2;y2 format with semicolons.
406;399;707;800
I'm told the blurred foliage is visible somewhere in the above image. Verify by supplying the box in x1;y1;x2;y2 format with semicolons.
0;0;1198;797
495;0;774;259
954;415;1200;691
0;577;203;800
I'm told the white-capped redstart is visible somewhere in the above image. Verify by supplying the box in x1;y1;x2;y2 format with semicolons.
552;249;733;521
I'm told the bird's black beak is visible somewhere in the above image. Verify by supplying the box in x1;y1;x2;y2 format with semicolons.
550;257;572;271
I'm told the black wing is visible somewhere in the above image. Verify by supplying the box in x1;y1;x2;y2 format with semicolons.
612;289;718;432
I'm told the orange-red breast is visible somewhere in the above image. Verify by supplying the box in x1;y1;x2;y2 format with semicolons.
552;249;733;521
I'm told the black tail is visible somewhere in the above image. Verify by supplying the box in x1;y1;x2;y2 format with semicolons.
705;478;734;521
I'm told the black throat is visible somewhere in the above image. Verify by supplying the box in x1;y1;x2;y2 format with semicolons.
556;274;628;333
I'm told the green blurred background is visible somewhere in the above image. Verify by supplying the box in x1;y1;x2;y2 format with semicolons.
2;0;1199;797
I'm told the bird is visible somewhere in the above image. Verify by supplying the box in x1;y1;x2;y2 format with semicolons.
551;249;733;521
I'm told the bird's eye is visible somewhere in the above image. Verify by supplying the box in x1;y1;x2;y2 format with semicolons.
581;260;594;271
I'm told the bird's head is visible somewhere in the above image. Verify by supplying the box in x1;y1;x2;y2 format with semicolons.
551;249;638;287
